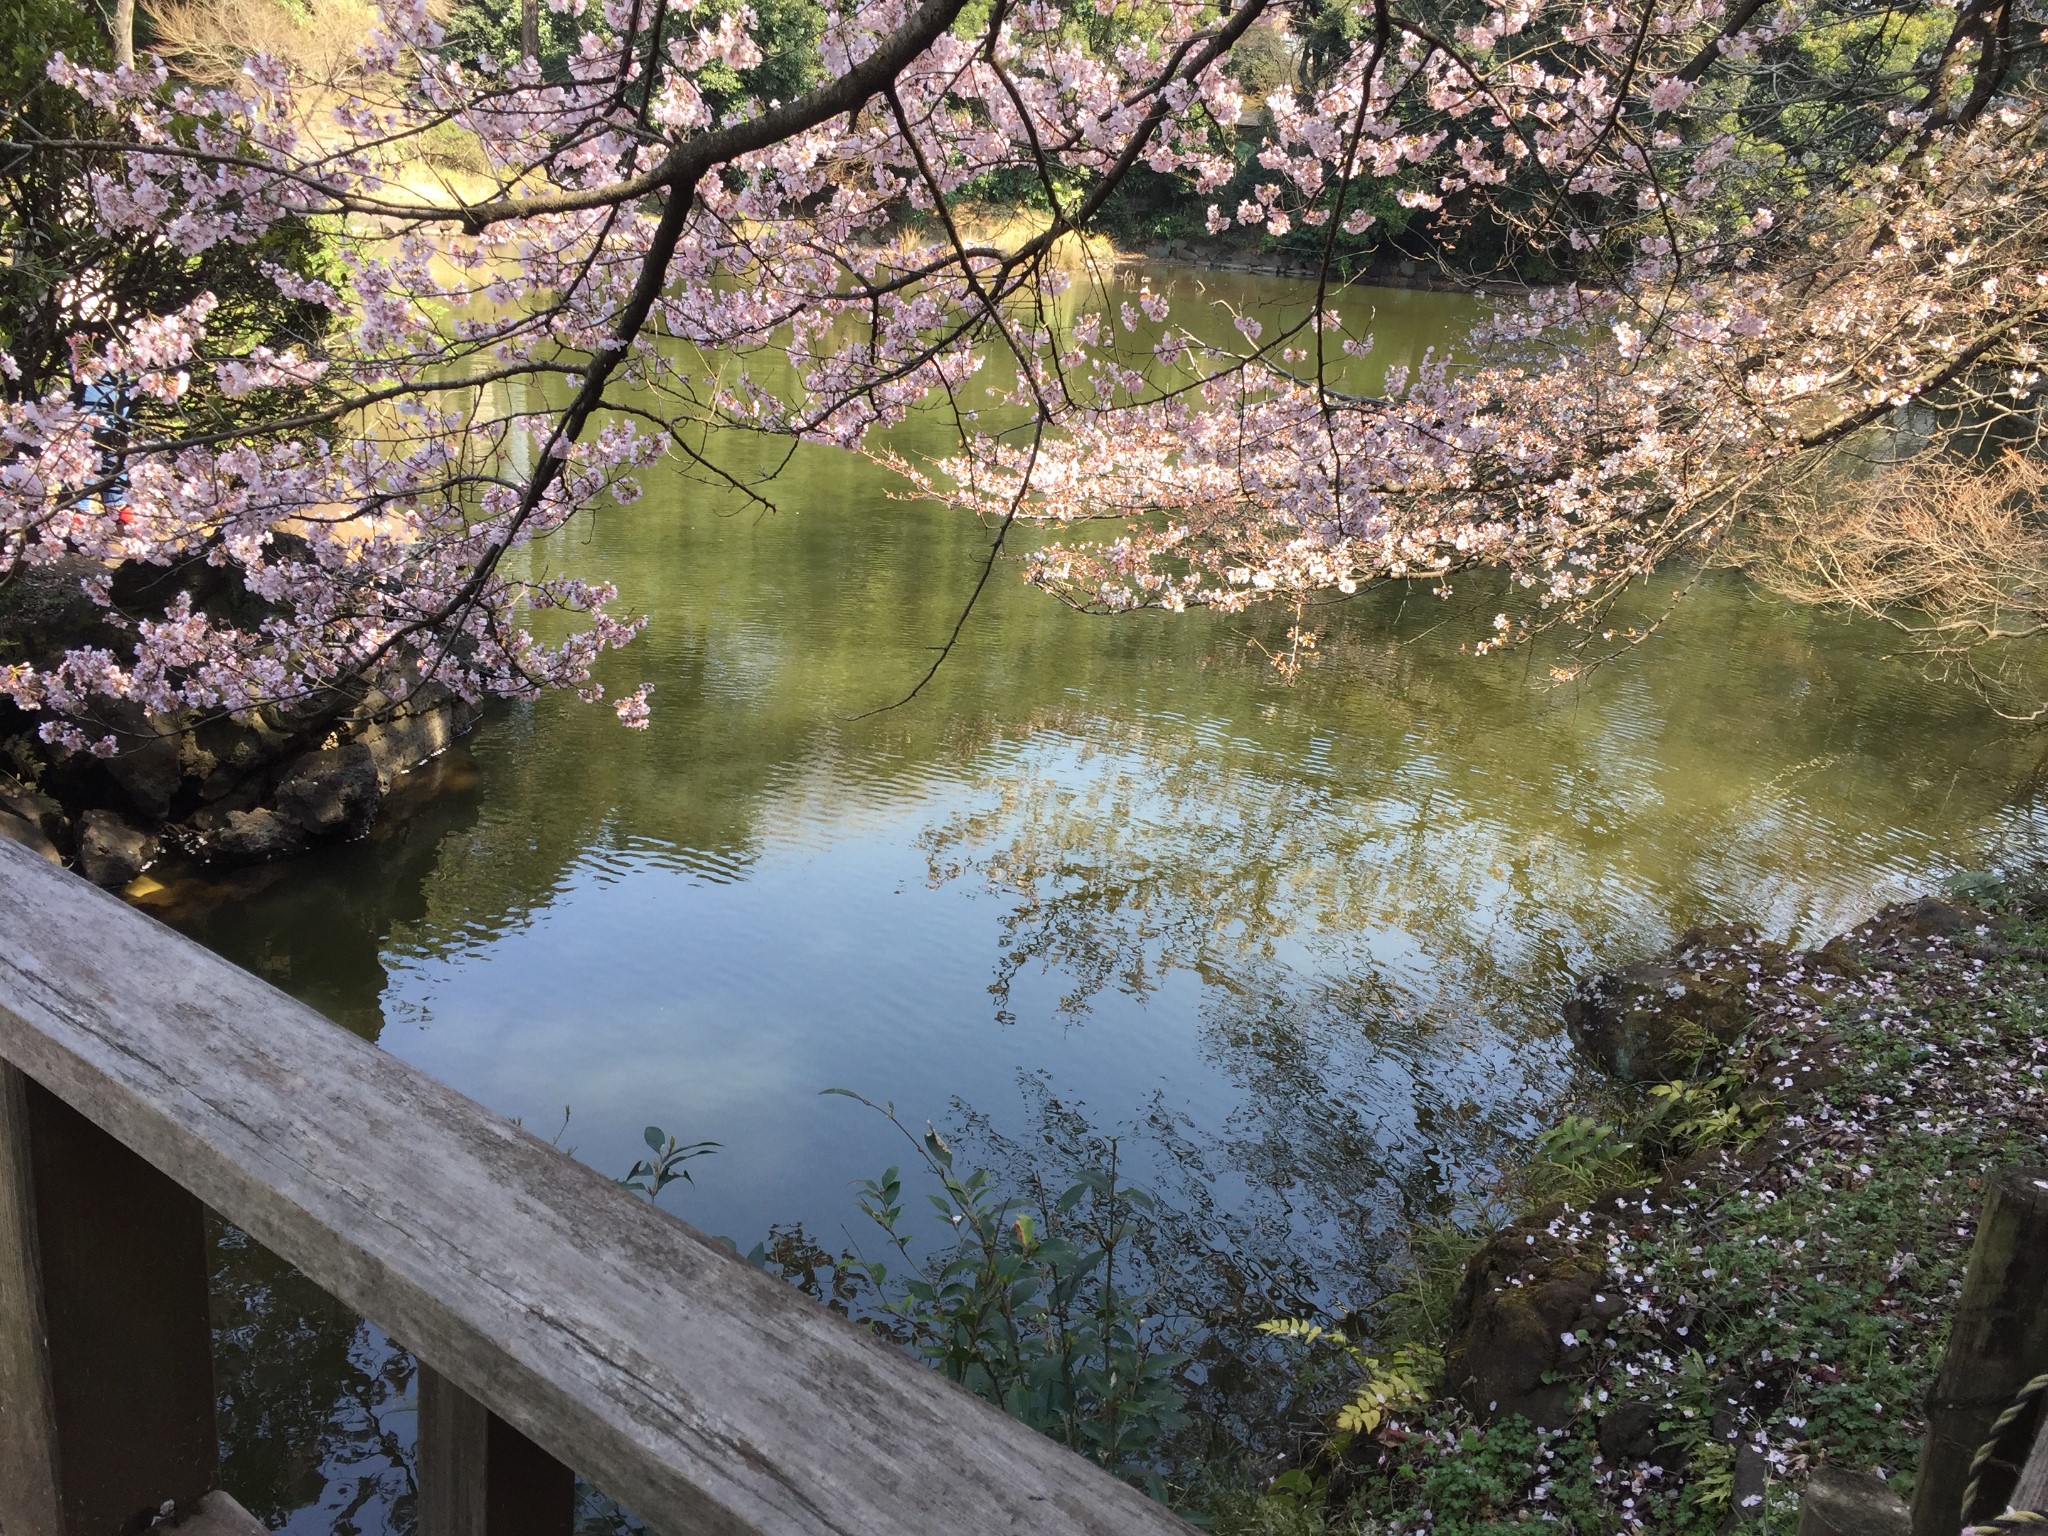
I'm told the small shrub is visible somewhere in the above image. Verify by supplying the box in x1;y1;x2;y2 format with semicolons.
1519;1112;1648;1205
824;1090;1191;1479
1256;1320;1440;1451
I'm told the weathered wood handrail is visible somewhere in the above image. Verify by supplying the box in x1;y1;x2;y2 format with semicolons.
0;836;1195;1536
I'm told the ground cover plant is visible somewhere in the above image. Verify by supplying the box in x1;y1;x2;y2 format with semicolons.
1216;880;2048;1533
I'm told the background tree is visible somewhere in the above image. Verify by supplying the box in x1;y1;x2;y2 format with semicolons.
0;0;334;799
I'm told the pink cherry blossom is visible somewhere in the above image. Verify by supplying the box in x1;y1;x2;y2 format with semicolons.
2;0;2038;756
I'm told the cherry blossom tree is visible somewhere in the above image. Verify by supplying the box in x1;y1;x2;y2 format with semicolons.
2;0;2042;764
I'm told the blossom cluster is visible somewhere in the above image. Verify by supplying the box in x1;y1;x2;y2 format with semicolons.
5;0;2041;747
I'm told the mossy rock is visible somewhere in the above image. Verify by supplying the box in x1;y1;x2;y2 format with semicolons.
1564;923;1779;1083
1442;1221;1615;1427
0;556;102;652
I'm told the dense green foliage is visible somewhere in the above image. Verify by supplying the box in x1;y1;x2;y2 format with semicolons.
441;0;822;111
0;0;334;407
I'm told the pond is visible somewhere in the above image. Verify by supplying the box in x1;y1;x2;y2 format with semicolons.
152;263;2048;1531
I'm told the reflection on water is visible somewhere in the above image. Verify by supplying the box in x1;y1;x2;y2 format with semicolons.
152;266;2048;1528
210;1222;415;1536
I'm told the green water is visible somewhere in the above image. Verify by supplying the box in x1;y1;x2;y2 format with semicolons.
158;267;2048;1530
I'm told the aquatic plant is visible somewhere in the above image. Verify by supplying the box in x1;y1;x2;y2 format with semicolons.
614;1125;720;1199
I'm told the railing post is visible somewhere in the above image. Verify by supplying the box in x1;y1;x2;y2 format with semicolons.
1;1062;64;1536
0;1063;218;1536
418;1366;575;1536
1913;1166;2048;1536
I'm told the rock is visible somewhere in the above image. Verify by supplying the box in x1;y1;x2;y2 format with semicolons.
1794;1467;1909;1536
0;807;62;864
181;779;263;831
0;779;67;846
259;686;350;738
1442;1223;1609;1427
0;554;101;645
77;809;157;887
176;728;221;792
188;712;296;802
100;717;185;820
1564;923;1777;1083
1815;897;1991;974
1724;1442;1770;1530
274;743;380;837
1596;1399;1666;1462
209;808;310;864
1860;896;1987;946
353;700;468;791
1708;1371;1751;1443
7;649;478;873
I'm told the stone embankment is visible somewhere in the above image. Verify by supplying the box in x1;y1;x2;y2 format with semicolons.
0;681;477;887
1443;896;1988;1431
1119;235;1535;295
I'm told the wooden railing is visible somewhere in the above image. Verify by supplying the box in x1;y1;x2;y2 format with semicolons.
0;836;1195;1536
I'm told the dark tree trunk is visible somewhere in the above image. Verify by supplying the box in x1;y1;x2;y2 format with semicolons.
521;0;540;62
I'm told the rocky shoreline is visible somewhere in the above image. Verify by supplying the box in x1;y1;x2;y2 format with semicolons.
1446;897;1986;1428
1252;883;2048;1534
1114;236;1537;297
0;681;478;888
932;201;1539;295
